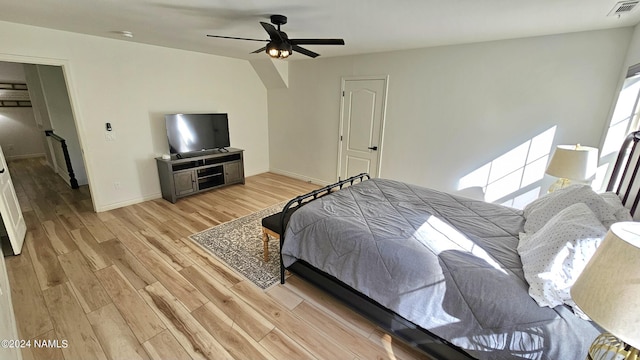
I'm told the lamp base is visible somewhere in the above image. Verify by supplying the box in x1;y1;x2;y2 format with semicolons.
587;333;639;360
548;178;572;193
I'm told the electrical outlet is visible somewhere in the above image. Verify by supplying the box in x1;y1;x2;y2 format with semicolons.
114;181;121;190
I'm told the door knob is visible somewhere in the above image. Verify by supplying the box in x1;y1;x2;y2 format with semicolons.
368;146;378;151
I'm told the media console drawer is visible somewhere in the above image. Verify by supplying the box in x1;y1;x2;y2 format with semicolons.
156;148;245;203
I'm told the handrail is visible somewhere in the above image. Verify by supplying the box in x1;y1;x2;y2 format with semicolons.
45;130;79;189
45;130;65;143
279;172;371;283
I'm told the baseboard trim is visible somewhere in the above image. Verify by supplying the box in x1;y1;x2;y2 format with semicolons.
269;168;332;186
95;192;163;212
5;153;46;161
95;171;329;212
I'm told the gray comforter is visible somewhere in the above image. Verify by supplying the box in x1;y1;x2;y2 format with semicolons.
282;178;600;360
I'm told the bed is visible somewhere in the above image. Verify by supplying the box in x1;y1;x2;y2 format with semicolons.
279;131;640;360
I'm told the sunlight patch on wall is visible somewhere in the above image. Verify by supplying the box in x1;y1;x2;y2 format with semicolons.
458;126;556;206
591;164;611;191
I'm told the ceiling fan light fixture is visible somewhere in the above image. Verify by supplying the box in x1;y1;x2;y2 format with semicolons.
266;42;280;57
266;41;292;59
208;15;344;59
280;42;292;58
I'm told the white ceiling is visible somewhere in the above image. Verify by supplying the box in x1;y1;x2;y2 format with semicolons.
0;0;639;60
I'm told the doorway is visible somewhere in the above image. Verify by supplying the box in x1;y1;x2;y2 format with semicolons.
0;61;89;193
0;59;93;255
337;76;388;180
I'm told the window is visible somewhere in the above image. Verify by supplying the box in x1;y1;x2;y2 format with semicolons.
595;63;640;190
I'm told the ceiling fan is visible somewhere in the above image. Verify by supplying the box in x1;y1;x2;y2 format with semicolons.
206;15;345;59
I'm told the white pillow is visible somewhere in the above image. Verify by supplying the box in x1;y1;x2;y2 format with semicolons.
518;203;607;309
523;184;617;233
599;192;633;223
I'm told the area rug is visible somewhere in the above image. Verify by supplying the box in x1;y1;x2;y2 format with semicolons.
189;202;286;290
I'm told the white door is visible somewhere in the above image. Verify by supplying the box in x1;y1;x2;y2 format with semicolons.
0;146;26;255
338;77;388;180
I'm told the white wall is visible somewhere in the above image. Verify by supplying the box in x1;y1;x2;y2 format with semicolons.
24;64;55;168
621;25;640;71
0;20;269;211
0;108;45;160
269;28;632;204
0;62;25;82
0;63;45;160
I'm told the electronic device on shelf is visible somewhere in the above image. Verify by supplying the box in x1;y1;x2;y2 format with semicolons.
165;113;231;157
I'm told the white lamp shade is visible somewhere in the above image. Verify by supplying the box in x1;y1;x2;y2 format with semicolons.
546;145;599;181
571;222;640;349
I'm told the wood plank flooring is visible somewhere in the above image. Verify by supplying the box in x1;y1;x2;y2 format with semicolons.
4;157;431;360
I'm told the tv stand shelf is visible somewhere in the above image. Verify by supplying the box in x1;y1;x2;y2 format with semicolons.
156;148;245;203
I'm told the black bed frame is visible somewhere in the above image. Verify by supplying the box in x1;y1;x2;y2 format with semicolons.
278;172;474;359
607;130;640;217
278;173;371;283
279;131;640;360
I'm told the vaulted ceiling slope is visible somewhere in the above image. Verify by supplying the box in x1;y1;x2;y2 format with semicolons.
0;0;639;60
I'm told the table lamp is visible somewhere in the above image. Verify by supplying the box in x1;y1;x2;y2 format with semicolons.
546;144;599;192
571;222;640;360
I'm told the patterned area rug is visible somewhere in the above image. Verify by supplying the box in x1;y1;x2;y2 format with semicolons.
189;202;286;289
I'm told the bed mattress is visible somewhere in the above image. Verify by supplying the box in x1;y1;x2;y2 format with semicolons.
281;178;600;360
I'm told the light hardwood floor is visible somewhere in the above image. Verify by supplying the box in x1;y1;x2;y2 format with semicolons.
4;157;431;360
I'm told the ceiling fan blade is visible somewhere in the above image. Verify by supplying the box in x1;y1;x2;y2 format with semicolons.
292;45;319;58
260;22;283;41
290;39;345;45
207;34;268;42
251;46;266;54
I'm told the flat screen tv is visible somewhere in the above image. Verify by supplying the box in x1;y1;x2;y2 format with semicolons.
165;113;230;155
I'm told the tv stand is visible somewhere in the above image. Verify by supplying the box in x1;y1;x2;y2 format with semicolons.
156;148;244;203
